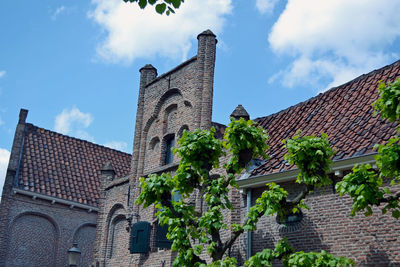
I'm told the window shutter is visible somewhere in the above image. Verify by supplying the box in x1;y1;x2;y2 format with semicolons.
155;223;172;249
130;221;151;254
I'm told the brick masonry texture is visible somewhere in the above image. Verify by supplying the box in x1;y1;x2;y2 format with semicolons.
247;179;400;266
93;29;218;267
2;29;400;267
0;108;130;266
1;193;97;267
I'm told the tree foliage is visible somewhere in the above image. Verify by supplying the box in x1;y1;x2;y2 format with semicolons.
123;0;185;15
336;78;400;219
136;118;354;266
283;132;334;188
372;78;400;123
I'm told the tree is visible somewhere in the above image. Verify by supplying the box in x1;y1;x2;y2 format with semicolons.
123;0;185;15
136;118;353;266
336;78;400;219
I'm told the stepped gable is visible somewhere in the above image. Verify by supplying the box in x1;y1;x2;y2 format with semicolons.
252;59;400;177
17;124;131;206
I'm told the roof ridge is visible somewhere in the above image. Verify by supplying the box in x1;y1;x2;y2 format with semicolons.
27;123;132;156
255;58;400;122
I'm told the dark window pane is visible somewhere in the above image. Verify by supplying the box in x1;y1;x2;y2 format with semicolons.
164;137;174;165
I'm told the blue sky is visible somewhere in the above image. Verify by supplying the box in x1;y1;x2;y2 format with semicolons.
1;0;400;193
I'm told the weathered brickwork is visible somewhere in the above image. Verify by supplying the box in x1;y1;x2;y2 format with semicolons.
0;109;130;267
1;193;97;267
93;30;218;267
94;31;400;266
241;178;400;266
3;29;400;267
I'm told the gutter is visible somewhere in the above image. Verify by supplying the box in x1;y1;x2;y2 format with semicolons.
237;153;377;189
12;188;98;212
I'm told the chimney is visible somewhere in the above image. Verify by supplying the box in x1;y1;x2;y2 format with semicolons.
196;29;217;130
101;161;115;183
230;104;250;121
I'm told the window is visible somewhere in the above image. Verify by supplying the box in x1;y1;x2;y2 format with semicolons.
276;210;303;225
155;191;180;249
155;222;172;249
164;136;175;165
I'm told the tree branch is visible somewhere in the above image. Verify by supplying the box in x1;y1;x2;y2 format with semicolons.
160;195;199;228
378;190;400;204
285;184;314;208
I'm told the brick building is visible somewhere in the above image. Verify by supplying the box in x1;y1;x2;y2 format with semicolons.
0;109;131;266
92;29;218;267
1;29;400;266
236;60;400;266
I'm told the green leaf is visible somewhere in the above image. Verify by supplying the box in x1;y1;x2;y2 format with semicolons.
155;3;167;14
138;0;147;9
393;209;400;219
171;0;181;8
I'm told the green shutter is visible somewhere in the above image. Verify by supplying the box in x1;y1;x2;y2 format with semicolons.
155;223;172;249
130;221;151;254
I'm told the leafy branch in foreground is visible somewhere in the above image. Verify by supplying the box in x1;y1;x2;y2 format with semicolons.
246;238;353;267
123;0;184;15
336;78;400;219
135;117;352;266
372;78;400;123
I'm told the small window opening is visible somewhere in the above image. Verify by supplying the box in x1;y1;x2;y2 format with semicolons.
164;137;175;165
276;210;303;225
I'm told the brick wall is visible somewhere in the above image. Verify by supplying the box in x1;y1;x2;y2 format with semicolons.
239;177;400;266
1;193;97;267
93;173;131;267
93;30;217;267
0;109;99;267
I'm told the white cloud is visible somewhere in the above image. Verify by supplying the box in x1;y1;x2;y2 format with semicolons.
268;0;400;91
0;70;6;78
54;107;94;141
51;6;65;20
104;141;129;152
0;116;4;126
88;0;232;64
0;148;10;198
256;0;278;14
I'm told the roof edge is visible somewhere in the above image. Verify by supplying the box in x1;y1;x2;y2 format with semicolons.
255;59;400;123
13;188;99;211
145;56;197;88
237;153;377;189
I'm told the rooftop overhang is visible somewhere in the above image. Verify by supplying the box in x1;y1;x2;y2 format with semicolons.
12;188;98;212
237;153;377;189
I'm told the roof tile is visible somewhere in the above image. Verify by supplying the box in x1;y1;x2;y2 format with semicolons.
252;60;400;177
18;124;131;207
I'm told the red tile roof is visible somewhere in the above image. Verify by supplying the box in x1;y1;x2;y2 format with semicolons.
252;60;400;177
17;124;131;207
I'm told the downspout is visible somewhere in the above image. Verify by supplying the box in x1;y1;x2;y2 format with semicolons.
246;189;252;260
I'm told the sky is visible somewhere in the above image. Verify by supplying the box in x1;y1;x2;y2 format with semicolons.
1;0;400;195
